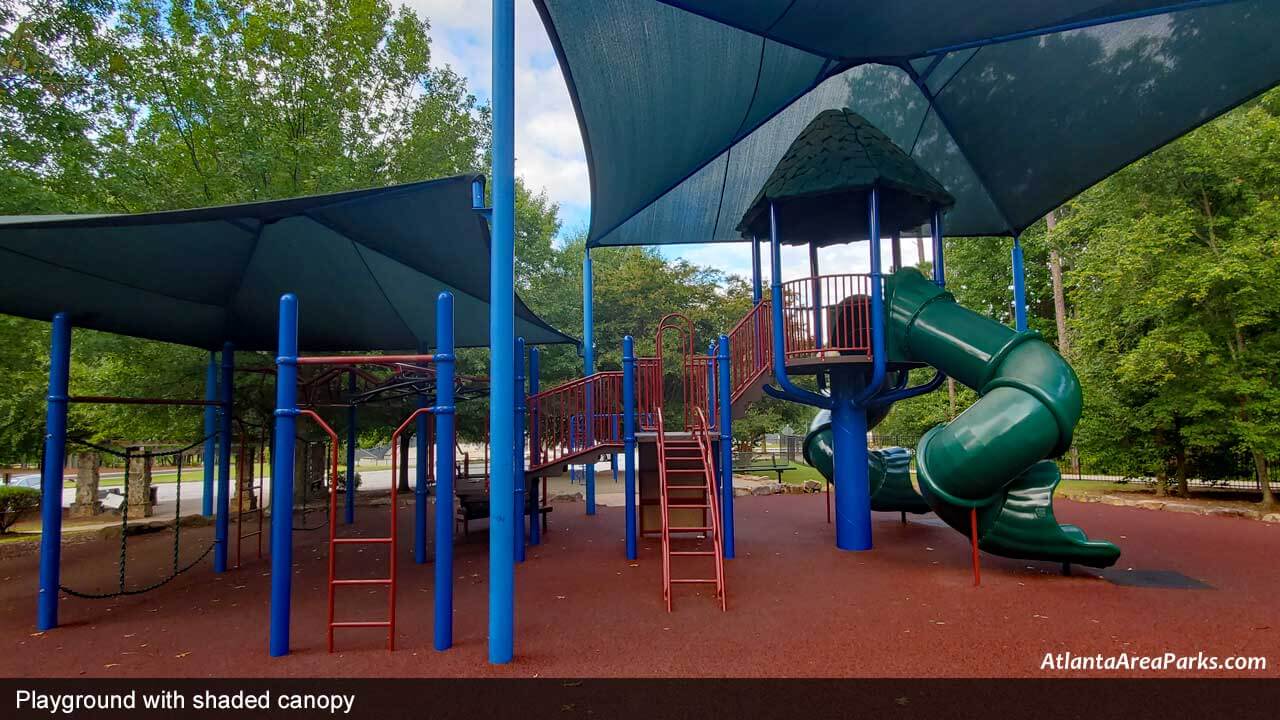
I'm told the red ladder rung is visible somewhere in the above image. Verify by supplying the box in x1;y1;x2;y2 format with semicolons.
332;537;393;544
332;578;393;586
330;620;392;628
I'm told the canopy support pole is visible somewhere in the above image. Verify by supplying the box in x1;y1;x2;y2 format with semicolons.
1012;234;1028;332
270;295;299;657
583;249;596;516
214;342;234;573
488;0;517;666
415;342;430;565
750;236;762;303
528;348;541;547
202;353;217;517
514;336;527;562
37;311;70;632
622;336;637;561
717;334;735;559
345;371;357;525
434;292;456;651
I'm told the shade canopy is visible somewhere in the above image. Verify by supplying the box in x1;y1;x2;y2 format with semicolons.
534;0;1280;247
0;175;576;351
737;108;954;247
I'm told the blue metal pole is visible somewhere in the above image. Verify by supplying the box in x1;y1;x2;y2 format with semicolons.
202;353;217;517
214;342;234;573
750;235;762;304
528;348;541;547
831;369;872;551
583;249;596;516
434;292;456;651
716;335;735;559
415;342;429;565
622;335;637;561
37;311;70;631
931;207;946;288
705;344;715;426
809;242;823;350
514;336;526;563
488;0;516;665
1012;234;1028;332
269;295;299;657
852;187;887;407
345;371;357;525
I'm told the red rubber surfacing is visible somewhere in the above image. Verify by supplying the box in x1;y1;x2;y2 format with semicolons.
2;495;1275;678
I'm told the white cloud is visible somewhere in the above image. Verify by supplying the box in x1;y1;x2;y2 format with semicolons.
404;1;589;222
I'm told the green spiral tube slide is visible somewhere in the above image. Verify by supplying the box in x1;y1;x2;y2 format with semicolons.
886;268;1120;567
803;408;931;514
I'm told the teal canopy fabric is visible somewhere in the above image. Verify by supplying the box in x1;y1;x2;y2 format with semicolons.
738;109;955;246
0;175;576;351
535;0;1280;246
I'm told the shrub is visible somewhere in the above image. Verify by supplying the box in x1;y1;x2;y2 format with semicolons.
0;486;41;533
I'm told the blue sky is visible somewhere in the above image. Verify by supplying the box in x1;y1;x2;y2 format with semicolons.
405;2;931;282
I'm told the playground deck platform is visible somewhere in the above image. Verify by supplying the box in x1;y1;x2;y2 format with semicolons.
2;494;1275;678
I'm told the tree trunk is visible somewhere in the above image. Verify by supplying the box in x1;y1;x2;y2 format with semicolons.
1253;450;1275;509
398;433;411;492
1174;447;1189;498
947;377;957;420
1045;211;1072;358
1154;466;1167;497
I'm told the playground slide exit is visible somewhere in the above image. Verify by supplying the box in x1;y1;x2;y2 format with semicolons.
803;268;1119;568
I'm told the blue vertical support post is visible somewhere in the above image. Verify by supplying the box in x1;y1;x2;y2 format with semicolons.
622;336;637;561
830;370;871;551
1011;234;1028;332
345;371;357;525
583;249;596;515
931;208;946;288
528;348;541;547
751;235;763;304
433;292;456;651
716;335;735;559
415;342;430;565
488;0;516;665
37;312;70;631
269;295;299;657
214;342;234;573
202;353;217;517
706;343;715;424
514;337;526;563
809;242;823;350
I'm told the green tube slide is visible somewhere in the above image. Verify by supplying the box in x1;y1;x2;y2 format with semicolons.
884;268;1120;568
803;408;931;514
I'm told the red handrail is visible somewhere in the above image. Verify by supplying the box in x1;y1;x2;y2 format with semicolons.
526;371;624;472
727;300;773;403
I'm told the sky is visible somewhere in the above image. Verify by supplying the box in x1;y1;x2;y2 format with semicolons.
405;1;934;283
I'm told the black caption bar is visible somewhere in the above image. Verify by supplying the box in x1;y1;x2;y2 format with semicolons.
5;679;1278;720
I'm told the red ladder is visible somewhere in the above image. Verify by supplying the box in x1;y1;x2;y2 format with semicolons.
657;408;726;612
303;408;398;653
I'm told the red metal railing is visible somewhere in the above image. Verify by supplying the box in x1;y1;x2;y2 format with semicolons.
780;273;876;358
685;355;718;432
727;300;774;402
636;357;662;430
527;372;624;472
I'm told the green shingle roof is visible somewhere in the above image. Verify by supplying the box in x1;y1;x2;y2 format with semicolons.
737;109;956;247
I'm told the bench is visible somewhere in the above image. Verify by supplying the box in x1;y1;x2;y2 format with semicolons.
455;486;552;538
732;452;791;482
